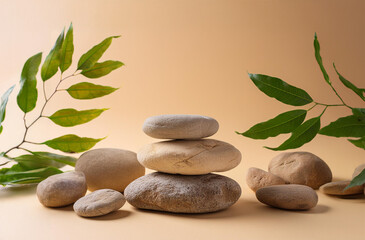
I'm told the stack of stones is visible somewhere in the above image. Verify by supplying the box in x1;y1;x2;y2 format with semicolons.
124;114;242;213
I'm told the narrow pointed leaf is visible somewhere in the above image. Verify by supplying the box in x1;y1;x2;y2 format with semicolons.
41;29;64;81
48;108;108;127
43;134;104;153
31;151;77;167
0;85;15;132
17;52;42;113
14;154;65;169
81;60;124;78
59;23;74;73
314;33;330;84
333;63;365;101
236;110;307;139
66;82;118;99
248;73;313;106
352;108;365;116
0;165;62;186
348;137;365;150
345;169;365;190
319;115;365;137
77;36;120;70
265;117;321;151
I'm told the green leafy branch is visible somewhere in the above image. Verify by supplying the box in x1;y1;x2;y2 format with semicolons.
0;23;123;186
236;33;365;188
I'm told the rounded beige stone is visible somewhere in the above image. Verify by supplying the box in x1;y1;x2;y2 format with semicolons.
319;181;364;196
36;171;87;207
268;152;332;189
256;184;318;210
73;189;126;217
75;148;145;192
246;167;286;192
137;139;241;175
142;114;219;139
352;164;365;179
124;172;241;213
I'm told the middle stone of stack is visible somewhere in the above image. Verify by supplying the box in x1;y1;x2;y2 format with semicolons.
124;114;242;214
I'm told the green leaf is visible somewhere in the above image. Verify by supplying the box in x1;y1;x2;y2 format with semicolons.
0;85;15;132
48;108;108;127
0;165;62;186
77;36;120;70
17;53;42;113
248;73;313;106
66;82;118;99
345;169;365;190
81;60;124;78
265;117;321;151
30;151;76;167
41;29;64;81
352;108;365;116
236;110;307;139
59;23;74;73
333;63;365;101
314;33;330;85
13;154;65;169
43;134;104;153
348;137;365;150
319;115;365;137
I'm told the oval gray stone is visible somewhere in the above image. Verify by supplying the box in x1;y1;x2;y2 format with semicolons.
73;189;126;217
142;114;219;139
137;139;241;175
124;172;241;213
319;181;364;196
246;167;286;192
256;184;318;210
37;171;87;207
268;152;332;189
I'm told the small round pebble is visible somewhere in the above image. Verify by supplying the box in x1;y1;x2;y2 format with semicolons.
256;184;318;210
73;189;126;217
246;167;286;192
37;171;87;207
319;181;364;196
142;114;219;139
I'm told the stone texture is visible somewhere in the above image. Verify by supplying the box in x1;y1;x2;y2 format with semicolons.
73;189;126;217
75;148;145;192
268;152;332;189
37;171;87;207
256;184;318;210
137;139;241;175
352;164;365;179
142;114;219;139
319;181;364;196
246;167;286;192
124;172;241;213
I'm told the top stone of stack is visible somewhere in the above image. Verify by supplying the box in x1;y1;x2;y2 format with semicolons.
142;114;219;139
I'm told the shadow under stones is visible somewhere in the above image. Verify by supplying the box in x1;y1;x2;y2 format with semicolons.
81;210;132;221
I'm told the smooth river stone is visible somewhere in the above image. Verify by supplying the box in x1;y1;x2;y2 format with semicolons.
124;172;241;213
137;139;241;175
352;164;365;179
142;114;219;139
73;189;126;217
246;167;286;192
268;152;332;189
319;181;364;196
256;184;318;210
37;172;87;207
75;148;145;192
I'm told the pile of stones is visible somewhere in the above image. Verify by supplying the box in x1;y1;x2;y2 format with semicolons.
124;114;242;213
37;148;145;217
247;152;365;211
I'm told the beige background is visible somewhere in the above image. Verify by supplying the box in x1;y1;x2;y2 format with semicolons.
0;0;364;239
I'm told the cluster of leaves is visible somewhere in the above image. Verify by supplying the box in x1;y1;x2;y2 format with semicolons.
236;33;365;188
0;23;123;186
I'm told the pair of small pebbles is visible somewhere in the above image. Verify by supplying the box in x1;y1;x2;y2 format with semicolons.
37;172;126;217
247;152;333;210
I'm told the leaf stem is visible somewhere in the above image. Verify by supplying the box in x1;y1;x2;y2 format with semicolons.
307;103;318;111
3;71;78;156
319;106;328;117
328;84;353;109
